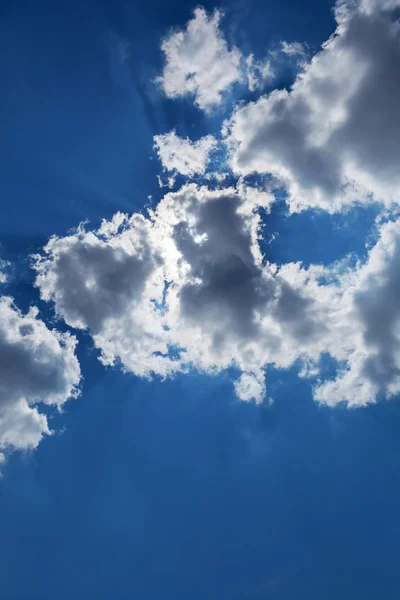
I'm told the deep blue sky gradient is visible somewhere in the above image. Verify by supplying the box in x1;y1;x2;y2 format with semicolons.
1;0;400;598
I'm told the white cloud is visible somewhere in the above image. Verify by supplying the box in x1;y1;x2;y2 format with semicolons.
33;184;337;403
156;8;243;111
315;218;400;407
153;130;218;177
245;54;274;92
234;373;266;403
29;0;400;411
203;171;229;183
0;297;81;456
157;173;177;189
281;41;307;56
224;0;400;212
0;259;10;284
34;180;400;408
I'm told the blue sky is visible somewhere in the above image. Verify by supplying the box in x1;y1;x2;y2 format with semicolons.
2;0;400;598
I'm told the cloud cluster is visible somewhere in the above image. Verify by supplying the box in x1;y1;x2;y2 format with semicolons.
0;297;81;456
34;184;328;402
157;8;243;111
34;179;400;408
224;0;400;212
6;0;400;465
32;0;400;410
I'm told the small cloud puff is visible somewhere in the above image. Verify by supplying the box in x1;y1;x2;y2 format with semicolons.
154;130;218;177
234;373;266;404
157;8;243;111
245;54;274;92
281;41;307;56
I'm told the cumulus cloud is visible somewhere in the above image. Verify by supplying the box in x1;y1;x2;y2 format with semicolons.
234;373;266;403
0;297;81;456
224;0;400;212
34;213;175;379
28;0;400;411
34;177;400;408
34;183;332;402
153;130;218;177
156;8;243;111
31;180;371;405
315;219;400;407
